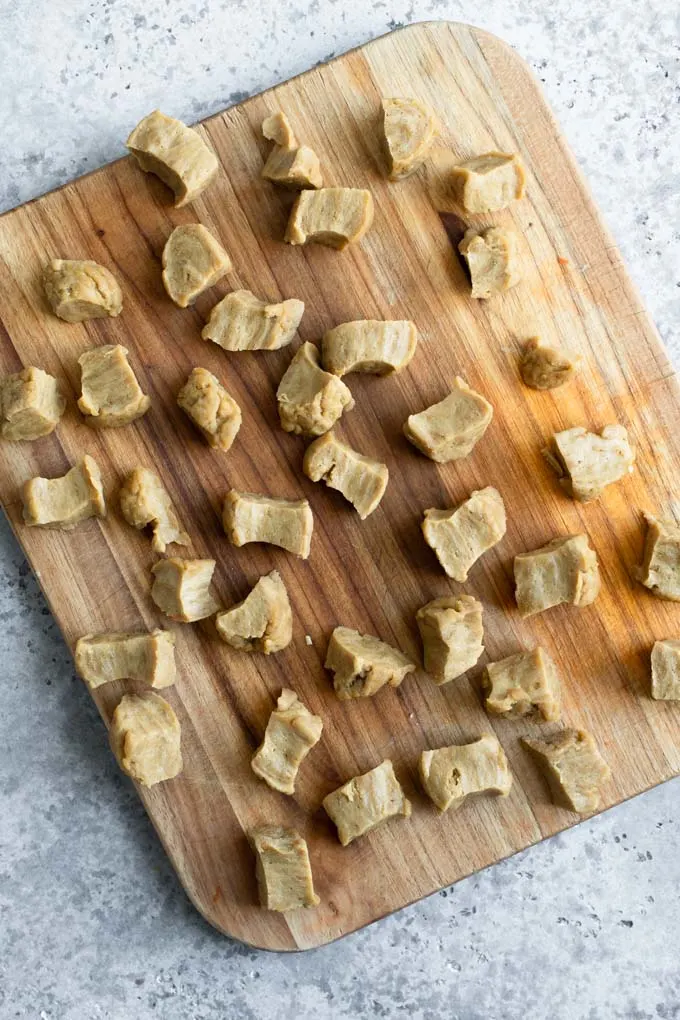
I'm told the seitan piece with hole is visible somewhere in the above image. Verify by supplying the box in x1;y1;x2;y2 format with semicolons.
162;223;231;307
250;826;319;910
150;557;220;622
43;259;122;323
404;376;492;463
126;110;218;206
0;367;65;441
324;626;415;700
303;431;388;519
285;188;374;249
321;319;418;377
483;647;561;722
110;692;182;786
416;594;484;685
514;534;600;618
277;342;354;436
323;759;411;845
523;729;610;814
215;570;292;654
223;489;313;558
251;689;323;794
176;366;241;451
22;455;106;530
202;289;304;352
420;734;512;813
77;345;150;428
75;630;176;690
543;424;635;502
119;467;189;554
422;487;506;582
450;152;525;213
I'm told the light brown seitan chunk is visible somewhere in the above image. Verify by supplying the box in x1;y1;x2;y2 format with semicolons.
251;689;323;794
161;223;232;307
77;345;150;428
75;630;176;690
223;490;313;559
215;570;292;654
523;728;610;814
324;626;415;700
119;467;189;554
0;367;65;441
150;557;220;622
381;97;437;180
303;431;388;519
176;367;241;451
483;647;561;721
450;151;525;213
420;734;512;813
277;342;354;436
543;424;635;501
651;640;680;700
323;759;411;845
261;111;322;190
285;188;374;249
321;320;418;377
110;692;182;786
250;826;319;911
22;455;106;530
404;376;492;463
520;337;576;391
514;534;600;618
459;227;521;299
43;259;122;322
422;487;506;582
416;594;484;685
126;110;218;206
202;289;304;351
637;513;680;601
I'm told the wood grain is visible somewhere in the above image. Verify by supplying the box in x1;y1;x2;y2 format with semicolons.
1;21;679;951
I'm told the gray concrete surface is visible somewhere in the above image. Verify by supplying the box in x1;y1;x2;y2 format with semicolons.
1;1;679;1018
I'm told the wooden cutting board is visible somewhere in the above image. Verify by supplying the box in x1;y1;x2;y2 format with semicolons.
1;20;679;951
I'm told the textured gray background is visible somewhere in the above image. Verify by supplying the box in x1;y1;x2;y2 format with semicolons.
1;2;679;1018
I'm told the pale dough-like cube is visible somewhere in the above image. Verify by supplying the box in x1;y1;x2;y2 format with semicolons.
303;431;388;519
223;490;313;559
450;152;525;213
321;319;418;377
150;557;220;622
416;594;484;685
543;424;635;501
110;692;182;787
162;223;232;307
202;290;304;351
523;729;610;814
514;534;600;618
403;376;492;463
651;640;680;700
420;734;512;813
322;759;411;845
22;455;106;530
381;97;437;180
251;689;323;794
277;342;354;436
250;826;319;911
285;188;374;249
520;337;576;391
126;110;218;206
483;647;561;721
459;227;521;299
75;630;176;690
176;367;241;451
119;466;189;554
261;111;322;190
43;259;122;322
78;345;150;428
0;367;65;441
215;570;292;654
637;513;680;601
324;626;415;700
422;487;506;582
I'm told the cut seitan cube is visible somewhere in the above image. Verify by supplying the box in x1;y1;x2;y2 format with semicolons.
422;487;506;582
404;376;492;463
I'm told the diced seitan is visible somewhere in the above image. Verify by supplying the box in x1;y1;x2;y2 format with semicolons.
43;259;122;322
177;367;241;450
450;152;525;214
110;692;182;786
514;534;600;618
261;111;322;190
543;425;635;501
0;367;65;441
250;826;319;911
223;490;313;559
285;188;374;249
637;513;680;601
162;223;231;307
202;290;304;351
22;455;106;530
303;431;388;519
416;594;483;684
324;626;415;700
420;734;512;813
251;689;323;794
523;729;610;814
215;570;292;654
75;630;176;690
459;227;521;299
404;376;492;462
651;640;680;700
322;759;411;845
422;487;506;582
483;647;561;721
277;342;354;436
77;345;150;428
520;337;576;391
321;320;417;377
126;110;218;206
381;97;437;180
150;557;220;622
119;467;189;554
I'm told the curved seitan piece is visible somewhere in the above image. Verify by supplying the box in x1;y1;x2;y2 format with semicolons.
162;223;232;307
250;826;319;911
420;734;512;813
77;345;150;428
150;557;220;622
110;692;183;787
543;424;635;501
277;342;354;436
651;639;680;700
43;259;122;322
0;367;65;441
459;227;521;299
514;534;600;618
176;367;241;451
404;376;492;462
522;728;610;814
119;467;189;554
223;490;313;559
261;111;322;190
450;151;525;213
303;431;388;519
202;289;304;351
126;110;219;206
483;647;561;722
22;455;106;530
215;570;292;654
422;487;506;582
321;319;418;377
251;689;323;794
324;626;415;700
285;188;374;249
636;513;680;601
381;97;437;180
75;629;176;690
416;594;484;685
322;759;411;846
520;337;577;391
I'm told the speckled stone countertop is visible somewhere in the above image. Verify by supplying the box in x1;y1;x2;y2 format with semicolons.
1;2;679;1018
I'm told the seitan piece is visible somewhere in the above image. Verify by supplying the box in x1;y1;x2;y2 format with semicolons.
285;188;374;249
303;431;388;519
422;487;506;582
150;557;220;622
514;534;600;618
161;223;231;307
420;734;512;813
520;337;576;391
277;342;354;436
250;826;319;911
176;367;241;451
261;111;322;190
416;594;484;685
324;626;415;700
223;489;313;559
77;345;150;428
637;513;680;601
119;466;189;554
459;227;522;299
0;367;65;441
523;729;610;814
110;692;182;787
251;689;323;794
126;110;218;206
42;259;122;322
202;289;304;352
483;647;561;721
651;640;680;700
75;630;176;690
381;97;437;180
403;376;492;463
543;424;635;501
450;151;525;213
215;570;292;654
321;319;418;377
323;759;411;845
22;455;106;530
